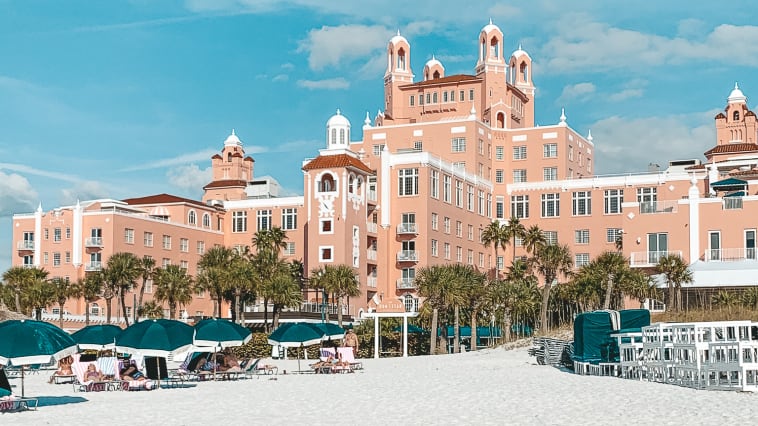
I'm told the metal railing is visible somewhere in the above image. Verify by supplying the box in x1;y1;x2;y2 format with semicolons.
639;200;678;214
85;261;102;271
367;189;377;202
630;250;682;266
17;241;34;250
397;223;418;234
85;237;103;247
396;250;419;262
724;198;743;210
366;222;377;233
299;302;354;316
396;278;417;289
367;249;377;261
367;276;377;288
704;248;757;262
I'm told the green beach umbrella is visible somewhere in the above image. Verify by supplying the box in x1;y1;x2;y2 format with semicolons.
194;318;252;348
0;319;78;397
115;319;194;357
313;322;345;340
71;324;122;350
268;323;325;372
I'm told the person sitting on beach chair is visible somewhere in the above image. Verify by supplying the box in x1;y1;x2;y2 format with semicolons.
48;355;74;384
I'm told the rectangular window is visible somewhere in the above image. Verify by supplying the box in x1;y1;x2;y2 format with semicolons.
572;191;592;216
44;228;49;240
543;231;558;245
53;252;61;266
281;208;297;230
443;91;448;102
543;167;558;181
65;251;71;264
320;246;333;262
431;213;439;230
54;228;61;242
257;209;272;231
455;180;463;207
444;243;451;260
575;229;590;244
469;89;474;100
746;230;756;260
444;217;451;234
495;169;504;183
459;90;464;102
478;139;484;155
575;253;590;267
568;145;574;161
124;228;134;244
451;137;466;153
604;189;624;214
419;94;424;105
197;241;206;255
180;260;189;270
479;253;485;268
162;235;171;250
398;168;419;196
468;224;474;241
456;221;463;237
487;194;492;218
478;190;485;215
372;144;385;156
513;169;527;183
456;246;463;262
607;228;622;244
648;233;668;264
467;185;474;211
320;219;333;234
467;249;474;265
495;146;504;160
541;193;560;218
180;238;189;253
637;187;657;203
452;161;465;170
285;242;296;256
443;175;451;203
163;258;171;267
496;196;504;219
414;140;423;151
543;143;558;158
510;195;529;219
44;252;48;264
430;170;439;199
65;227;71;239
144;232;153;247
431;239;438;257
513;145;527;160
496;256;504;271
232;211;247;233
426;93;431;104
410;95;415;106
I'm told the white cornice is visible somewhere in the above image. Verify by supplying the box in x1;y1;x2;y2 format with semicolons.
224;196;304;210
507;172;703;193
389;151;493;190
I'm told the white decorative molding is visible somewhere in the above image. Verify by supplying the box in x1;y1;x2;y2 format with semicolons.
542;132;558;139
451;126;466;134
372;133;387;140
512;134;527;142
413;129;423;137
389;151;493;190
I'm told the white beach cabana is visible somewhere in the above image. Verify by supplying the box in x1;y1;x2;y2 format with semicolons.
364;297;418;358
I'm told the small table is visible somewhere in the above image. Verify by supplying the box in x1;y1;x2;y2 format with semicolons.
52;374;76;384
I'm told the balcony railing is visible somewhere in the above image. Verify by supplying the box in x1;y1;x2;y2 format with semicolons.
17;241;34;250
704;248;757;262
366;222;377;233
396;250;419;262
397;223;418;234
396;278;417;289
85;237;103;247
630;250;682;267
639;200;678;214
85;261;103;271
724;198;743;210
367;249;377;261
367;276;377;288
367;189;377;202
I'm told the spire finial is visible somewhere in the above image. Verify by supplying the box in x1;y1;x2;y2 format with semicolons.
587;129;593;142
336;108;341;115
231;128;235;136
489;18;493;25
469;102;477;119
364;111;371;127
397;29;401;36
560;108;567;124
518;43;522;50
735;81;739;90
431;54;435;60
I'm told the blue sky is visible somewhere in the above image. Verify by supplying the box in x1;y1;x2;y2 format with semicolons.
1;0;757;272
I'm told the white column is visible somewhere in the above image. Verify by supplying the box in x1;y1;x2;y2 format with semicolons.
342;169;348;219
374;316;380;359
402;315;408;357
688;177;700;264
73;200;83;266
34;204;42;266
380;145;391;227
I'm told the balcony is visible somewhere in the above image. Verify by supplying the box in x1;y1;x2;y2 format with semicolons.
367;189;377;203
367;249;377;261
724;198;743;210
396;278;417;290
366;222;377;234
397;223;418;234
85;261;103;271
17;241;34;251
397;250;419;262
630;250;682;267
85;237;103;248
367;276;377;288
704;248;757;262
639;200;678;214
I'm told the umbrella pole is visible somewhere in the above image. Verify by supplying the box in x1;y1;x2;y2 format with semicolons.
21;365;25;398
298;344;302;373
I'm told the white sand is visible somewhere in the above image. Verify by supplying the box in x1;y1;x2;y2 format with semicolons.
6;348;756;425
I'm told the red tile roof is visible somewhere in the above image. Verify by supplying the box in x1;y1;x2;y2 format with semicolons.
122;193;209;208
244;156;254;162
302;154;374;174
704;143;758;156
211;154;222;160
202;179;247;190
400;74;481;89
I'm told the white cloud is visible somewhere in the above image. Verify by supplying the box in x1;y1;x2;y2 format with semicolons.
59;181;110;205
543;16;758;73
167;164;213;192
297;25;392;71
0;163;80;183
118;148;265;172
0;171;37;216
281;62;295;70
556;82;596;104
608;79;647;102
296;78;350;90
272;74;289;82
275;139;320;152
590;111;717;175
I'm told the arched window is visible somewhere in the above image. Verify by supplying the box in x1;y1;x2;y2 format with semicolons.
331;128;337;145
424;70;429;81
356;177;363;195
403;295;418;313
432;92;438;103
520;62;528;83
433;70;440;79
497;112;505;129
340;129;345;145
397;48;406;70
90;303;100;316
490;37;499;58
227;152;232;162
188;210;196;225
734;111;740;121
203;213;211;228
480;39;486;61
320;174;336;192
348;175;354;193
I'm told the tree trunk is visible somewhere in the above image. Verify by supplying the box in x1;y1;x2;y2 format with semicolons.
494;247;499;280
85;303;90;326
263;297;269;332
337;296;344;327
272;306;280;330
169;302;176;320
138;280;147;314
503;308;512;342
106;297;112;323
603;273;613;310
235;292;242;326
453;306;460;353
59;302;64;328
216;294;223;318
470;308;478;351
539;277;553;333
430;308;439;355
120;290;130;327
668;282;676;312
14;291;21;313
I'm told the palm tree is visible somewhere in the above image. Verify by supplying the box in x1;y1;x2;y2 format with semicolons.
481;220;508;278
251;228;290;330
532;243;573;332
712;290;739;314
264;265;303;329
454;264;485;352
197;246;236;317
2;266;28;312
227;251;256;325
310;264;361;327
153;265;194;320
139;300;164;319
655;254;693;312
70;272;104;325
415;265;448;354
21;269;53;320
503;217;526;264
104;252;141;326
137;255;156;314
522;225;547;256
742;287;758;310
50;277;73;328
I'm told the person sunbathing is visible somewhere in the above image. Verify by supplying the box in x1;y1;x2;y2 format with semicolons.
84;364;105;382
120;364;147;381
48;355;74;383
219;351;242;372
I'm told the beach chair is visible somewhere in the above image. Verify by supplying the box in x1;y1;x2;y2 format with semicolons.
0;368;38;412
71;358;113;392
337;347;363;370
116;359;157;391
242;358;278;377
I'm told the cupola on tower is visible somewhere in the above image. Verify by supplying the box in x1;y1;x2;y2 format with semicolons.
383;31;414;121
714;83;757;146
326;109;351;150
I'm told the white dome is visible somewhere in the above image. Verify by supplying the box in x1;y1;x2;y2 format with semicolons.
389;30;408;46
327;109;351;128
224;129;242;146
481;19;501;34
425;55;443;70
728;82;747;104
511;45;531;60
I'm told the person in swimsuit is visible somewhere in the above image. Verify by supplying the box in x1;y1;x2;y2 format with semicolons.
120;364;147;381
85;364;104;382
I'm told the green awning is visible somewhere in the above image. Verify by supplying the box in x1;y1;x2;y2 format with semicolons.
724;191;746;197
711;177;747;188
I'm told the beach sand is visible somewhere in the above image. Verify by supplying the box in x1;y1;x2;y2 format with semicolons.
6;347;756;425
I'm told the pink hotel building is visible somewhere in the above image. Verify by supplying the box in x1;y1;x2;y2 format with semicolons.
11;22;758;326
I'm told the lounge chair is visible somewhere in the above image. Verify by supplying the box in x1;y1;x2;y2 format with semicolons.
242;358;278;377
0;369;38;412
118;361;157;391
71;358;115;392
337;347;363;370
